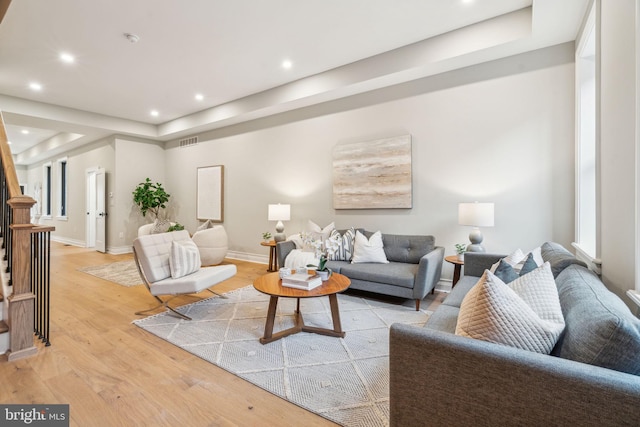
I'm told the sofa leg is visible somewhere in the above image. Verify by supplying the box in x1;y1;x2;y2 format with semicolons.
415;299;420;311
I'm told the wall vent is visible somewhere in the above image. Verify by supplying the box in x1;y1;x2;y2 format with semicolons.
179;136;198;148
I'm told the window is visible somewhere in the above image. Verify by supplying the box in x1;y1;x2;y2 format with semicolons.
574;5;599;271
42;162;52;218
57;157;68;219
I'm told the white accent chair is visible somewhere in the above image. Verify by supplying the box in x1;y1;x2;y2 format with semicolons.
133;230;236;320
192;225;229;266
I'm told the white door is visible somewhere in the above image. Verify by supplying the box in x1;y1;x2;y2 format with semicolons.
86;170;97;247
86;167;107;252
95;169;107;253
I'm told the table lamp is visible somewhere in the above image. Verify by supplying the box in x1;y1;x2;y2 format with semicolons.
268;203;290;242
458;202;494;252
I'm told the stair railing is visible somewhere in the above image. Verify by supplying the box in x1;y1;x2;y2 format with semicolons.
0;111;55;360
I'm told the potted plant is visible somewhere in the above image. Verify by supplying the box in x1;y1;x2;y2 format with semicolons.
455;243;467;261
303;233;340;281
132;178;171;221
167;223;185;232
262;231;272;242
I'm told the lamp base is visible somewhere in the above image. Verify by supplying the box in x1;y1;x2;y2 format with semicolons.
467;227;486;252
466;243;486;252
274;221;286;242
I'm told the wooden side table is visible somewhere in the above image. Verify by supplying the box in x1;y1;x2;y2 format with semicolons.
444;255;464;287
261;240;278;272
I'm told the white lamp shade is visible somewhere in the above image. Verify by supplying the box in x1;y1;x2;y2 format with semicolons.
458;202;494;227
268;204;290;221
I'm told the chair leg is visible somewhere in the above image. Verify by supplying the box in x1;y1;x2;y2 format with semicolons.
135;295;192;320
206;288;228;299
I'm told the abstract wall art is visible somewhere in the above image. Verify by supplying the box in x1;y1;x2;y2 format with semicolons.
332;135;412;209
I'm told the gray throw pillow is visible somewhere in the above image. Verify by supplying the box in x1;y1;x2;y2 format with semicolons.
552;265;640;375
541;242;587;278
494;252;538;283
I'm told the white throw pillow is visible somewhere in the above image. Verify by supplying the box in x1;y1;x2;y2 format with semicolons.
169;240;201;279
286;233;305;249
197;219;213;231
455;262;565;354
283;249;319;270
351;231;389;264
307;220;335;242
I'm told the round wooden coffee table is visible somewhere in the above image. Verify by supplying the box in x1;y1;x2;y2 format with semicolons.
253;272;351;344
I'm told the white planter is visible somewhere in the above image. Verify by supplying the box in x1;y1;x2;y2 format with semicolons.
457;253;464;261
316;270;330;281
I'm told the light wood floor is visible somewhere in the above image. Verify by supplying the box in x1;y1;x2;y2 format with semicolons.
0;242;444;426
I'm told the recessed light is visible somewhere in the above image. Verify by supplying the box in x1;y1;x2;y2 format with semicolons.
150;110;159;117
29;82;42;91
195;93;204;101
21;130;29;135
124;33;140;43
282;59;293;69
60;52;75;63
462;0;474;4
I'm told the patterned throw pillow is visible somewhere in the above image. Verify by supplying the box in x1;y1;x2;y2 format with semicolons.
455;262;565;354
169;240;201;279
328;228;356;261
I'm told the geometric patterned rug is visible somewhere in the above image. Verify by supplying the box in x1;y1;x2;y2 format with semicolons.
133;285;430;426
78;260;142;287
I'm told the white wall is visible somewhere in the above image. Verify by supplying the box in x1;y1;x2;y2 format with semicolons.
113;137;165;251
26;137;115;247
165;43;576;281
599;0;637;304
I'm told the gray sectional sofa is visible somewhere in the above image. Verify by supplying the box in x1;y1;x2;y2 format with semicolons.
389;242;640;426
277;230;444;310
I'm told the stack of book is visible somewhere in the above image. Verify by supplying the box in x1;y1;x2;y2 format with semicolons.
281;273;323;290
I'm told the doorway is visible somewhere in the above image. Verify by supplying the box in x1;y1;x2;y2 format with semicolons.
86;167;106;252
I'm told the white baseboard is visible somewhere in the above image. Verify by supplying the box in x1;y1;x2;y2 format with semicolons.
226;250;269;265
50;235;131;255
108;245;132;255
51;236;86;247
435;279;453;293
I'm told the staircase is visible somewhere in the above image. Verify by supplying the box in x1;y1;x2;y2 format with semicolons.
0;291;8;354
0;249;10;354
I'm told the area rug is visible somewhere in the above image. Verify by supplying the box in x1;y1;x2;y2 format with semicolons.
133;285;430;426
78;260;142;287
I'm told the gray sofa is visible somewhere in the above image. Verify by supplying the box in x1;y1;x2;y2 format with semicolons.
277;230;444;310
390;242;640;426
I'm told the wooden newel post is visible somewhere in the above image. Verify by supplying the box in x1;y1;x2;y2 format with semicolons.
7;194;37;361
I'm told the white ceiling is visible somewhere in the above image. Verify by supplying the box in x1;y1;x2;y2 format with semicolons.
0;0;588;165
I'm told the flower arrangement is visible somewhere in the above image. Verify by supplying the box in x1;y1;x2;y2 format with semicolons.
300;232;341;277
